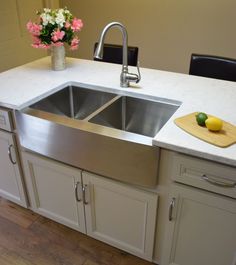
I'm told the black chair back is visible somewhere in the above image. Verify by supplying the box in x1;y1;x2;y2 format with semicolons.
189;54;236;82
94;43;138;66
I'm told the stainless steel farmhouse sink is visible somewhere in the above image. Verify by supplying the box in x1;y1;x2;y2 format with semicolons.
15;85;181;187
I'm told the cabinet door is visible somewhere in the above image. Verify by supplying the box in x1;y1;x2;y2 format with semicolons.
22;152;86;234
82;171;158;261
0;130;27;207
162;183;236;265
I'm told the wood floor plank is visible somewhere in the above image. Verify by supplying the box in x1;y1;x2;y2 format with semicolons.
83;260;103;265
30;217;115;265
0;197;38;228
111;252;154;265
0;215;85;265
0;245;35;265
0;252;34;265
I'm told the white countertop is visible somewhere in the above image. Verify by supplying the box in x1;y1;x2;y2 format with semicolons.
0;57;236;167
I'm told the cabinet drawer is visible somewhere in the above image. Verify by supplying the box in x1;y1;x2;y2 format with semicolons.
0;108;13;132
171;152;236;199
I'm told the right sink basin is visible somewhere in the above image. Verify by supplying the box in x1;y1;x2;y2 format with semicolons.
89;95;180;137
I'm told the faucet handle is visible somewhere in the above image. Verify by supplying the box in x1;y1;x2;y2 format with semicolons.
125;61;141;83
120;62;141;87
127;61;141;84
136;61;141;83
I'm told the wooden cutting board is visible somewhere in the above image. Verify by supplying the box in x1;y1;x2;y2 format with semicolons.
174;112;236;147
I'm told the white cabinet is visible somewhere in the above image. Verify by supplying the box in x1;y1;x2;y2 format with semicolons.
83;171;157;260
22;151;158;261
22;151;86;233
161;184;236;265
154;150;236;265
0;130;27;207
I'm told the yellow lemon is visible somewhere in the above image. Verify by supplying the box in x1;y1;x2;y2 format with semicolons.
205;117;223;131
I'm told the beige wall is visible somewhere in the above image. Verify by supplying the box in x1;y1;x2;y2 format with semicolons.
1;1;235;74
61;0;236;73
0;0;59;73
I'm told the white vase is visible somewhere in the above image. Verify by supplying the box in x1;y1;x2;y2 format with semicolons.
51;45;66;71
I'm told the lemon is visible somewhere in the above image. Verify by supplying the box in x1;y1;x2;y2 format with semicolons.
196;112;208;126
205;117;223;131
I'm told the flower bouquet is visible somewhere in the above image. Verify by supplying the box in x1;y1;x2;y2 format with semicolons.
27;7;83;70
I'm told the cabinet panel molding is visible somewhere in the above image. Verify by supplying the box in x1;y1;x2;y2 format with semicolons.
22;152;86;233
171;151;236;199
83;171;158;261
162;183;236;265
0;130;27;207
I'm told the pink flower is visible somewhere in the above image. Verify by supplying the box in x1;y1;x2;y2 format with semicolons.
32;36;41;44
52;42;64;47
64;21;71;29
32;43;50;49
26;21;42;36
51;29;65;42
30;36;50;49
70;37;80;50
31;44;40;48
71;18;83;32
40;44;50;49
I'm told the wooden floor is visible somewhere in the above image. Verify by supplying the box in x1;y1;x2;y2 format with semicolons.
0;197;155;265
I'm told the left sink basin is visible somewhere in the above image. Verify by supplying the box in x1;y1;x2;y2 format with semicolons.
31;85;116;119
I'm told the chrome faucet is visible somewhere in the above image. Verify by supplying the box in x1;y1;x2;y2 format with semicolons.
94;22;141;88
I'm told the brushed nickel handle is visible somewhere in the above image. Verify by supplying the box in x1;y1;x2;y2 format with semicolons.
136;61;141;83
75;181;82;202
169;198;175;221
82;184;89;205
201;174;236;188
8;144;16;165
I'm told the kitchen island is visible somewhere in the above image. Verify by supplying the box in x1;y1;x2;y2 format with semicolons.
0;57;236;265
0;56;235;166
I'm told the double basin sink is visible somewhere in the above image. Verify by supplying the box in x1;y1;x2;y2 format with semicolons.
16;85;180;187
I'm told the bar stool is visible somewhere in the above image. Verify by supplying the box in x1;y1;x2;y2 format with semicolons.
189;53;236;82
94;42;139;66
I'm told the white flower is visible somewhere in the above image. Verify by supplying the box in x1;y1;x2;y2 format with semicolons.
55;11;65;28
58;8;64;13
43;8;51;13
40;13;55;26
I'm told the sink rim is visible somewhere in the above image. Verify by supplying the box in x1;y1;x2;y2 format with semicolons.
19;81;181;111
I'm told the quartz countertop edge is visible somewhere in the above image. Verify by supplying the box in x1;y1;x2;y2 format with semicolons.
0;57;236;167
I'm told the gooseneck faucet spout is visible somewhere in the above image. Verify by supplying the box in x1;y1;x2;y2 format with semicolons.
94;22;141;88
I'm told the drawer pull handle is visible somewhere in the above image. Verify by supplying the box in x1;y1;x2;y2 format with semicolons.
8;144;16;165
169;198;175;221
201;174;236;188
75;181;82;202
82;184;89;205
